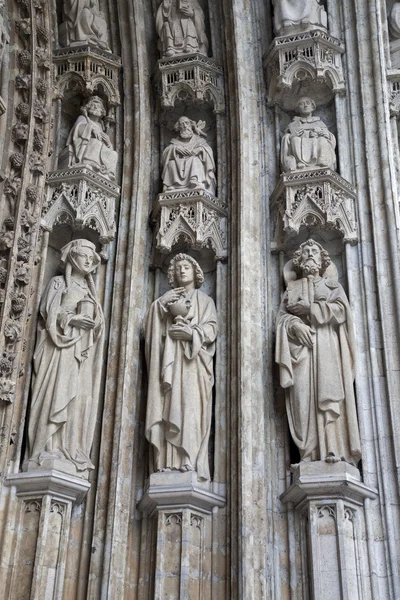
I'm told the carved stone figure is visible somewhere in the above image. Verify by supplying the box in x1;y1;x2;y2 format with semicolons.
272;0;327;35
60;96;118;180
162;117;216;194
281;96;336;173
275;239;361;465
390;3;400;38
156;0;208;57
59;0;110;51
144;253;218;481
26;240;104;475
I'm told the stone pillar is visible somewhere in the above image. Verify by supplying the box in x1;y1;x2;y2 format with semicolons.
138;471;225;599
281;462;377;600
6;471;89;600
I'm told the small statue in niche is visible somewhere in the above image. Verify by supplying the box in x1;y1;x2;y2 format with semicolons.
144;253;218;481
162;117;216;194
156;0;208;57
275;239;361;466
281;96;336;173
59;0;111;51
59;95;118;181
272;0;327;35
26;240;104;476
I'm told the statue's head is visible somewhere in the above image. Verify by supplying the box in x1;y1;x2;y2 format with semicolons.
60;239;101;276
296;96;316;117
168;253;204;289
174;116;195;140
83;95;107;118
292;239;331;277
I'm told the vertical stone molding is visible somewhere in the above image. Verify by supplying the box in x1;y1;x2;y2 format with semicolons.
6;470;90;598
281;462;377;600
138;471;225;598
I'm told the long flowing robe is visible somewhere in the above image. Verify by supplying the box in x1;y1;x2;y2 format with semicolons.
27;275;104;472
156;0;208;56
273;0;327;34
65;114;118;180
161;134;216;193
275;276;361;465
281;116;336;173
61;0;110;49
144;289;217;481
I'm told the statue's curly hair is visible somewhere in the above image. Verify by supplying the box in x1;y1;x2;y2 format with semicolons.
292;239;331;275
82;95;106;118
167;253;204;289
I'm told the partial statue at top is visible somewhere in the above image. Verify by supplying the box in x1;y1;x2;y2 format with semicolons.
272;0;327;35
161;117;216;194
26;240;104;476
275;239;361;466
59;95;118;181
156;0;208;58
144;253;218;481
59;0;111;51
281;96;336;173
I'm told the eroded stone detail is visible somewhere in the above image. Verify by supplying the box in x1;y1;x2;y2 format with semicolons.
144;254;217;481
59;0;111;51
25;240;104;478
276;239;361;465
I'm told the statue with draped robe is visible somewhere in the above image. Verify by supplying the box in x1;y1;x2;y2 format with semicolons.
59;0;110;51
275;239;361;466
272;0;327;35
156;0;208;57
144;253;217;481
281;96;336;173
161;117;216;194
26;240;104;477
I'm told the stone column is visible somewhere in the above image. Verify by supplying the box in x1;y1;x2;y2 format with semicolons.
138;471;225;599
6;471;89;600
281;462;377;600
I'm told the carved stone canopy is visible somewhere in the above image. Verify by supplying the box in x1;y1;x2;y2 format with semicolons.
264;29;345;109
154;189;227;260
156;54;225;114
43;167;119;248
271;168;358;245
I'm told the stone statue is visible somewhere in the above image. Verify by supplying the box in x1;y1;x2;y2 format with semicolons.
161;117;216;194
59;0;110;51
390;3;400;38
281;96;336;173
144;253;218;481
272;0;327;35
26;240;104;476
275;239;361;465
60;96;118;181
156;0;208;58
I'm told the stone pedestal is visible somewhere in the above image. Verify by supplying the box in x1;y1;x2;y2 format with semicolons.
281;462;377;600
43;167;119;247
138;471;225;599
270;168;358;245
155;189;227;259
6;470;90;599
156;54;225;113
264;29;345;108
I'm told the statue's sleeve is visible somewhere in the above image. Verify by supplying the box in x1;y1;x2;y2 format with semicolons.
40;278;82;349
275;292;304;388
185;294;217;361
310;285;347;327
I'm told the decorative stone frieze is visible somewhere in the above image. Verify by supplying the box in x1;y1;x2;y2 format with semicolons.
155;190;227;259
264;29;345;108
43;167;118;245
156;54;225;113
271;168;358;244
53;44;121;107
138;471;225;599
281;462;377;600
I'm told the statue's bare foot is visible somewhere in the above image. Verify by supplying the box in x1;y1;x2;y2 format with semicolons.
180;463;194;472
325;452;340;464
